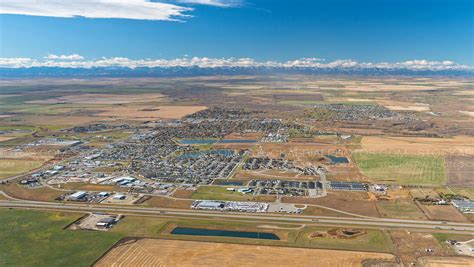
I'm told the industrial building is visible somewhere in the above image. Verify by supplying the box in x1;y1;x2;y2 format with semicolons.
452;199;474;214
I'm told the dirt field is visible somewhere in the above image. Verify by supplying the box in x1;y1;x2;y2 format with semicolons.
171;189;195;198
27;93;166;105
418;204;468;222
251;143;345;165
234;169;317;180
17;115;107;126
445;155;474;187
95;238;397;267
459;111;474;117
376;100;430;111
357;136;474;155
0;136;16;142
419;256;474;267
389;231;450;265
0;183;63;201
282;191;380;217
142;196;194;209
94;105;207;120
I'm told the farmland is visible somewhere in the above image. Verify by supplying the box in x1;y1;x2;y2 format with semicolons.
95;238;397;267
0;158;45;179
357;136;474;155
0;76;473;265
445;155;474;187
0;210;121;267
353;152;447;186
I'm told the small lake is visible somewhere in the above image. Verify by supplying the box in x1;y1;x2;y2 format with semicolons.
179;139;218;145
218;139;257;144
325;155;349;164
214;181;244;186
171;227;280;240
179;149;235;159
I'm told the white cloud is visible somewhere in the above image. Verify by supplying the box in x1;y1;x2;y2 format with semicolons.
0;56;472;71
44;54;84;60
177;0;241;7
0;0;192;21
0;57;33;68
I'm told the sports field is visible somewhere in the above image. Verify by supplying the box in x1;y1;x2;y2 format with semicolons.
353;152;447;186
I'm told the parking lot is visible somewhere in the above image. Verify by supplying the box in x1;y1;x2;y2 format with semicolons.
69;213;121;231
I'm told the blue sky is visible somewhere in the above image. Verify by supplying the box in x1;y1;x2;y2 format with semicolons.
0;0;473;67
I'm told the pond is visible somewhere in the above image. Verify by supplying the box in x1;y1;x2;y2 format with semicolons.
179;139;218;145
325;155;349;164
218;139;257;144
214;181;244;186
171;227;280;240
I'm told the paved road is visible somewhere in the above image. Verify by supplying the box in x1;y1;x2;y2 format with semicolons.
2;199;474;234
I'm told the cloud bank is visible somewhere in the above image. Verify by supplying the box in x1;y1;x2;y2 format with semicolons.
0;56;471;71
176;0;241;7
44;54;85;60
0;0;192;21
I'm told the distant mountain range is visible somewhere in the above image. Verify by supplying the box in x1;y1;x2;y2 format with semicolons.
1;66;473;78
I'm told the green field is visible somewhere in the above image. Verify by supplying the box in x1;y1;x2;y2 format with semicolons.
0;210;122;267
293;227;395;253
0;159;45;179
353;152;447;186
114;216;393;253
0;209;397;267
376;201;426;220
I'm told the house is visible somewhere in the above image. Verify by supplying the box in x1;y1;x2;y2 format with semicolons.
96;217;117;228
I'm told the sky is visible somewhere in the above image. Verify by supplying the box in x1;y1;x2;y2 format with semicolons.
0;0;473;69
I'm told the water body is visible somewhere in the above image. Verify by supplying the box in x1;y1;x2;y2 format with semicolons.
214;181;244;186
179;139;218;145
218;139;257;144
325;155;349;164
179;149;235;159
171;227;280;240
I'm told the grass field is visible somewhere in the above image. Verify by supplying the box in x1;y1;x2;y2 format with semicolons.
0;159;45;179
294;227;394;253
0;209;121;267
376;201;426;220
353;152;447;186
0;183;64;201
110;216;168;237
111;215;394;253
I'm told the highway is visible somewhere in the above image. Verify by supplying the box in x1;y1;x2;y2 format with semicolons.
2;199;474;234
